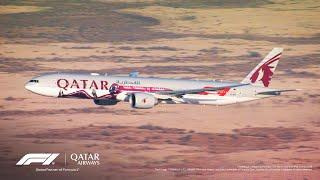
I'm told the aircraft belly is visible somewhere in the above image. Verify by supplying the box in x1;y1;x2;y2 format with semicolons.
182;95;259;105
34;87;60;97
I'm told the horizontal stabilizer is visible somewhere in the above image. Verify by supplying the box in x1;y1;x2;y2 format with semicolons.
257;89;298;95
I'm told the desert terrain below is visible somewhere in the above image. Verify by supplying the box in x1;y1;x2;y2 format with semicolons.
0;0;319;179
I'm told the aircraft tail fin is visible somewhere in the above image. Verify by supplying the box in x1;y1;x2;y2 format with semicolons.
241;48;283;87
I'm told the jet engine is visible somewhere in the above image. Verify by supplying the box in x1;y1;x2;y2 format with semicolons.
129;92;158;109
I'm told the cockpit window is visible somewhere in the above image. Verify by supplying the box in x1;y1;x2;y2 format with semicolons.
29;80;39;83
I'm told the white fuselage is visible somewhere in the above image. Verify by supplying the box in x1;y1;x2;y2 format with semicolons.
25;72;276;106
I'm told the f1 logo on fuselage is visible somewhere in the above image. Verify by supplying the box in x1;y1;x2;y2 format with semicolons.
16;153;60;166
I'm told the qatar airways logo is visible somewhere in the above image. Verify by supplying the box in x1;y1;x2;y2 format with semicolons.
57;79;108;90
70;153;100;166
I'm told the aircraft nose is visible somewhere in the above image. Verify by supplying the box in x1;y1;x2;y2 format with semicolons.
25;82;34;92
25;82;31;91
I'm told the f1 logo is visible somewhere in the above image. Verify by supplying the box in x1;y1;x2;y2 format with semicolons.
16;153;60;166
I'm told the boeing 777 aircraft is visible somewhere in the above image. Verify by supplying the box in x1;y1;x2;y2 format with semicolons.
25;48;296;109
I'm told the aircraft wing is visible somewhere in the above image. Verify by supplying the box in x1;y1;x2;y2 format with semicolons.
156;83;249;97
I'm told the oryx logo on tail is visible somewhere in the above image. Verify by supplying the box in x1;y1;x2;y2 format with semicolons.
16;153;59;165
242;48;283;87
250;52;282;87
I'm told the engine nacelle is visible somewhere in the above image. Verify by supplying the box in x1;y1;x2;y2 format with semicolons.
129;93;158;109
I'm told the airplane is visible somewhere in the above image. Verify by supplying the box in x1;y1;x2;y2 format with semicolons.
25;48;296;109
